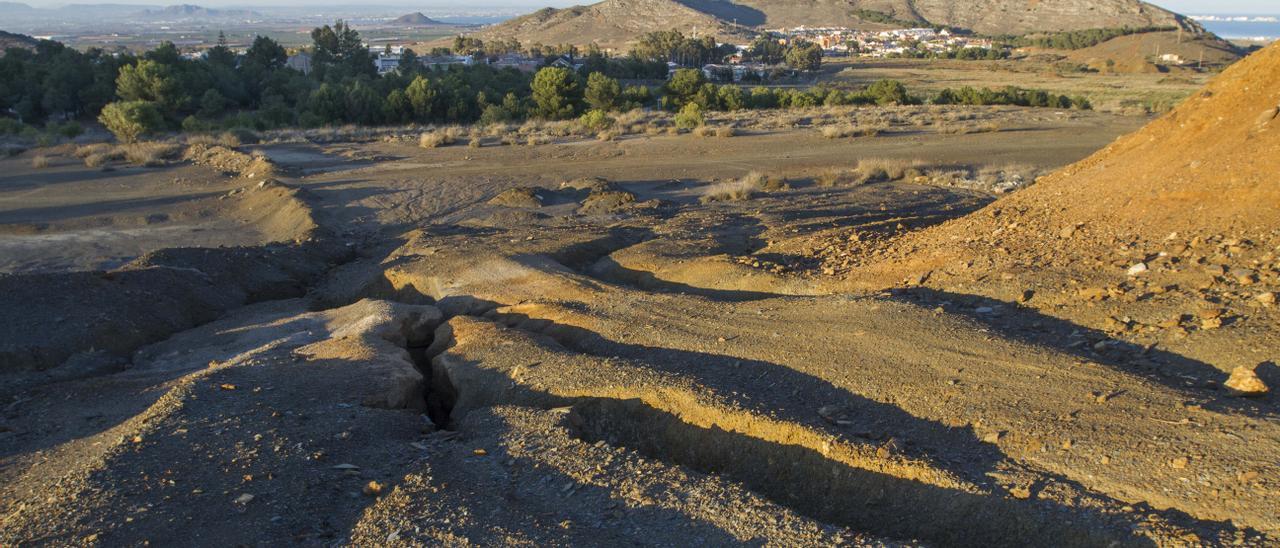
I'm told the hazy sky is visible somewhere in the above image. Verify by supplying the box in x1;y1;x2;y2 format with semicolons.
10;0;1280;14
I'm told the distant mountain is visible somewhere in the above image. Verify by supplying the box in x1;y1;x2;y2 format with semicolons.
0;2;34;11
136;4;261;19
468;0;1195;50
392;12;449;26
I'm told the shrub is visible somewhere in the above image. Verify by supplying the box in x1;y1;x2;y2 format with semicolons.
692;125;715;138
53;122;83;139
675;102;705;129
74;143;112;158
120;142;182;166
579;109;615;132
597;129;620;141
98;100;165;143
821;123;883;139
419;128;458;148
468;137;482;148
700;171;776;203
31;155;50;169
715;126;737;138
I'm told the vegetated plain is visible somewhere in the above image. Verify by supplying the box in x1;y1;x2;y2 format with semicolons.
1;17;1278;548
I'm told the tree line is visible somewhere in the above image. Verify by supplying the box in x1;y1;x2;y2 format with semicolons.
0;22;1086;143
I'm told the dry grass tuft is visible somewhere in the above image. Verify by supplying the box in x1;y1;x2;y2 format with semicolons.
715;126;737;138
699;171;781;204
420;127;461;148
120;142;182;166
74;143;113;159
820;124;884;139
692;126;716;138
31;155;50;169
597;129;620;142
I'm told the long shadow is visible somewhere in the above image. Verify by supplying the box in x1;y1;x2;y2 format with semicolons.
674;0;765;25
418;427;759;545
0;191;227;225
0;165;169;192
431;313;1254;545
892;287;1279;419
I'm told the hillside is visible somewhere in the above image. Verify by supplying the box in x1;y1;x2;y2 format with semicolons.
893;42;1278;262
392;12;449;26
0;30;38;52
466;0;1192;49
466;0;753;50
1058;30;1242;72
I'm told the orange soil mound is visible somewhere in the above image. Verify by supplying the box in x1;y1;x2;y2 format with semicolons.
875;42;1280;279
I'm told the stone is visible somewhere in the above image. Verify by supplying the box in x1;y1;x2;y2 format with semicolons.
1231;269;1258;285
1224;365;1269;397
1255;292;1276;306
234;493;255;505
1200;317;1223;330
363;481;384;496
1126;263;1149;276
1197;307;1225;320
1170;456;1190;469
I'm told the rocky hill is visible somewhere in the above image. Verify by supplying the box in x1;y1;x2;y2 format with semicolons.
463;0;753;50
467;0;1191;49
392;12;450;26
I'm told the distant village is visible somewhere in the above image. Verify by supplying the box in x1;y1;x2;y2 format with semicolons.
208;26;1004;84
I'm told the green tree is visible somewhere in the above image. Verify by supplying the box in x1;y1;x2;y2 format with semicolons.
307;83;345;123
116;59;183;111
405;75;437;122
785;42;822;71
584;72;620;111
98;100;164;142
198;88;227;118
866;79;909;105
674;102;704;129
310;20;375;81
663;68;706;107
207;31;236;67
530;66;581;120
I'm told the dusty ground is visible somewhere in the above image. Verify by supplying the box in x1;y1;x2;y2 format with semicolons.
1;101;1275;546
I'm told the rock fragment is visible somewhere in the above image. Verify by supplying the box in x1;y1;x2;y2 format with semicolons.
1224;365;1269;397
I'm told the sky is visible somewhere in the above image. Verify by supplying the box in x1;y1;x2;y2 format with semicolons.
9;0;1280;14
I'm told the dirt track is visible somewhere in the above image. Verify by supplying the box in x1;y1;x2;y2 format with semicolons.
1;105;1275;546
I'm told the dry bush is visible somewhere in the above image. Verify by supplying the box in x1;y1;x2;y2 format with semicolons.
699;171;779;204
858;158;919;181
419;128;460;148
692;126;715;138
74;142;113;158
31;155;50;169
644;124;665;136
486;123;513;138
119;142;181;166
615;109;647;127
666;127;682;136
715;126;737;138
526;135;547;147
597;129;620;141
185;133;219;146
821;123;884;139
468;137;483;148
936;121;1000;135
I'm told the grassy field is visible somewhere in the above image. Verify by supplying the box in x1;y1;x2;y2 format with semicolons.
817;57;1214;113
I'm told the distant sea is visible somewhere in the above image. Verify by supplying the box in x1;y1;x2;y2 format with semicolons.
1190;15;1280;42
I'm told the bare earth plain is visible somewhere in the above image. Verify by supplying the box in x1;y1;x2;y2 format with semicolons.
1;60;1277;546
